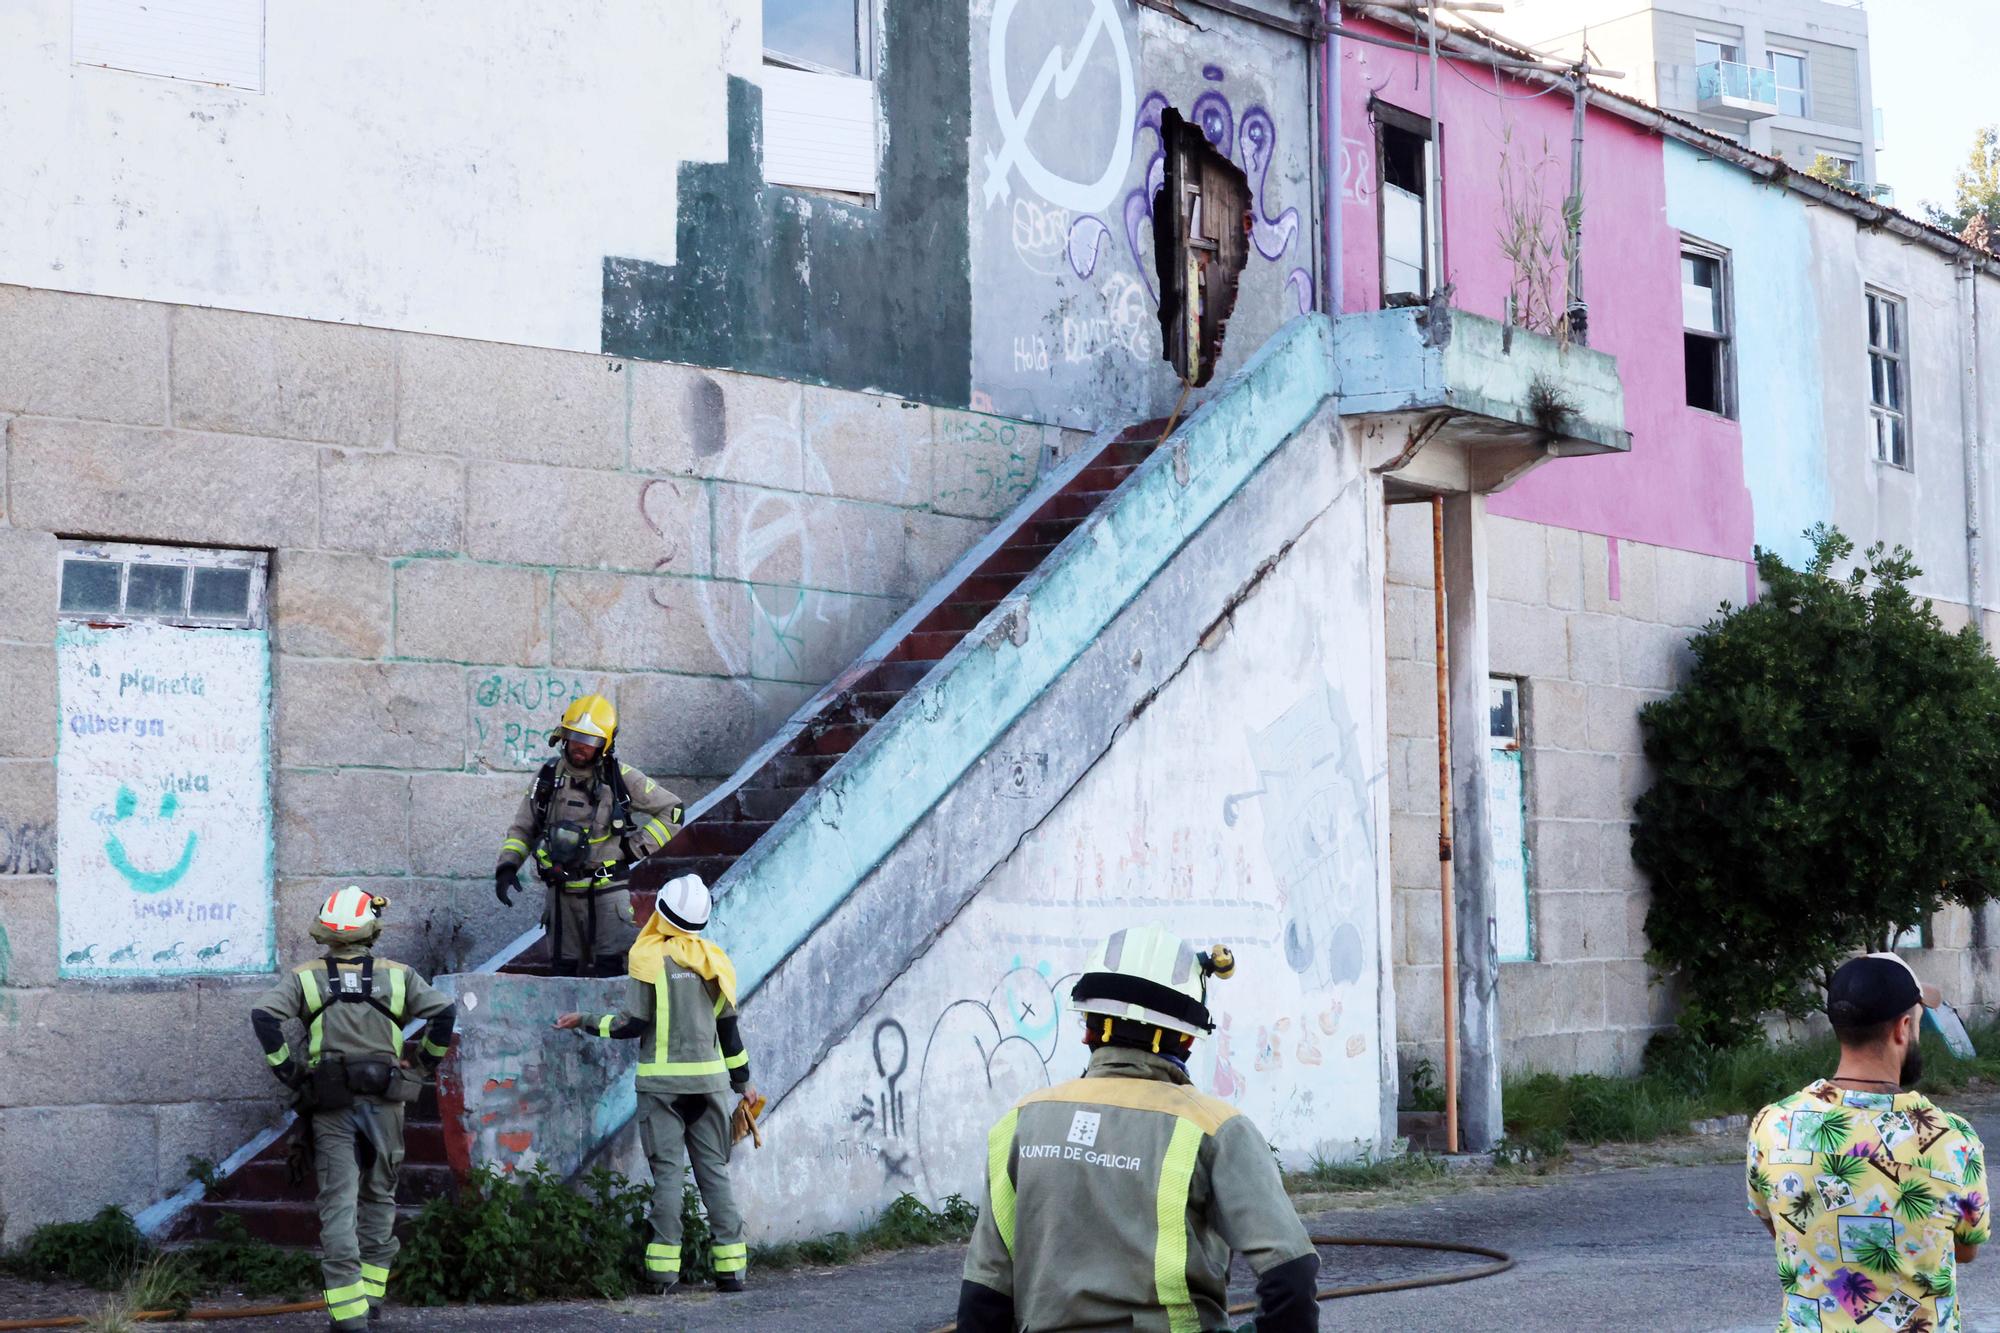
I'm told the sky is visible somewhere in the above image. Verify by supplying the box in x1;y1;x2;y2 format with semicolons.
1869;0;1996;215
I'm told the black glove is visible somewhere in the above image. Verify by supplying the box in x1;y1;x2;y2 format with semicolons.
495;864;516;907
274;1059;307;1090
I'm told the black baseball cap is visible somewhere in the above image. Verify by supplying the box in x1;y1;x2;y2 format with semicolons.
1827;952;1942;1027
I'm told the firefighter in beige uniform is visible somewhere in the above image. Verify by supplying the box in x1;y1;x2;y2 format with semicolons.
556;874;757;1293
958;924;1319;1333
493;694;684;977
250;888;457;1332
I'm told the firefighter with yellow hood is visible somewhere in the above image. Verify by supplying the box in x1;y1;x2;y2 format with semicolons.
494;693;685;976
555;873;758;1293
957;924;1319;1331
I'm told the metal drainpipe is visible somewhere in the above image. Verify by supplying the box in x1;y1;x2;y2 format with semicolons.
1961;256;1987;642
1325;0;1344;316
1430;494;1459;1154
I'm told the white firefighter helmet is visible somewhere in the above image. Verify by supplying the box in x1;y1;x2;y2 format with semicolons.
656;874;712;933
1071;924;1232;1038
312;885;386;945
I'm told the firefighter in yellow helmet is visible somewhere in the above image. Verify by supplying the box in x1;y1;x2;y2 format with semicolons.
494;694;685;976
250;889;457;1331
958;925;1319;1332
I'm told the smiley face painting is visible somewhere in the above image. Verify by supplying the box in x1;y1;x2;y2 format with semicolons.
56;621;274;978
103;785;199;895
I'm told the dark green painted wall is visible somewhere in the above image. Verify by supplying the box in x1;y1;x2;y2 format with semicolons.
601;3;971;406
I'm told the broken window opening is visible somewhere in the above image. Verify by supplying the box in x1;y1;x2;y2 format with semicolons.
1681;242;1735;418
1376;105;1437;308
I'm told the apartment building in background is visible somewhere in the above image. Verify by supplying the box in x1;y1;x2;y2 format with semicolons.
1491;0;1885;195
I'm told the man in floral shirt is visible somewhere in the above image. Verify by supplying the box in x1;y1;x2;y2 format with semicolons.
1748;954;1986;1332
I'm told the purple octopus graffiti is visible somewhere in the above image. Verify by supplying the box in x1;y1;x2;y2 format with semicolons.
1065;66;1313;317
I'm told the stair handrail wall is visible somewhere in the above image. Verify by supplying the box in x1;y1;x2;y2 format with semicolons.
128;422;1122;1238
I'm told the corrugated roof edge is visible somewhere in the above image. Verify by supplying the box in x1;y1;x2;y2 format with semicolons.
1342;2;2000;275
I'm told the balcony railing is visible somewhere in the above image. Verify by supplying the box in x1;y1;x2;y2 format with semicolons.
1696;61;1779;119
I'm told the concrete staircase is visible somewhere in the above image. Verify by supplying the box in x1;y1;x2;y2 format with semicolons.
171;422;1172;1243
152;312;1344;1245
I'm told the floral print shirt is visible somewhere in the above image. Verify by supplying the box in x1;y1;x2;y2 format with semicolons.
1748;1081;1988;1332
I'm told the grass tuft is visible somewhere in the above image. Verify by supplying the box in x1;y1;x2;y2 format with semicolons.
1503;1020;2000;1148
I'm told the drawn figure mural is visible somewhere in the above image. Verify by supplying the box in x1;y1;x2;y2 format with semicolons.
56;621;275;978
974;0;1316;426
1229;688;1376;994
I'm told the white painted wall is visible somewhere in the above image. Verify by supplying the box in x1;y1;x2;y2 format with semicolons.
0;1;749;353
733;436;1392;1241
1808;209;2000;614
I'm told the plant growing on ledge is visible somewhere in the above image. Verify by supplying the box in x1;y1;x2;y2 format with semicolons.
1635;526;2000;1049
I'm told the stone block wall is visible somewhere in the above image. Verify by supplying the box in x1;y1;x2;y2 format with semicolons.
1385;506;1748;1090
0;284;1068;1242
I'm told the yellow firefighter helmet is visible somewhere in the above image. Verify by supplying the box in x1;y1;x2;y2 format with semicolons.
553;693;618;752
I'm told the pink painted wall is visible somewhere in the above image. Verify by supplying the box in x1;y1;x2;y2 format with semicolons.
1331;19;1753;563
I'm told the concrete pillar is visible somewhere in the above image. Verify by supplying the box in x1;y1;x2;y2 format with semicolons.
1443;491;1503;1151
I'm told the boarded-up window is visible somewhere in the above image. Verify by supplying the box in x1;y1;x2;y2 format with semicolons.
54;542;273;978
73;0;266;93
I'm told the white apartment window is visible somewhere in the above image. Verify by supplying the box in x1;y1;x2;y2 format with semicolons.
1868;289;1910;469
72;0;266;92
1767;48;1809;118
1820;153;1857;181
765;0;869;76
1377;104;1437;306
1682;242;1735;418
57;542;267;629
1696;35;1742;67
762;0;879;198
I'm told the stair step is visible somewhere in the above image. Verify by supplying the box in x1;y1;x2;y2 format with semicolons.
1027;518;1085;547
854;660;932;693
626;854;740;885
734;785;814;821
739;752;840;788
1049;489;1113;521
886;633;959;663
951;575;1033;604
914;601;1000;634
665;820;774;856
1112;418;1174;447
222;1160;457;1205
186;1199;427;1246
797;722;871;756
1068;461;1141;492
973;543;1059;579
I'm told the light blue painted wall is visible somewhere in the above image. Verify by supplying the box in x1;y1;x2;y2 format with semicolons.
1664;139;1828;566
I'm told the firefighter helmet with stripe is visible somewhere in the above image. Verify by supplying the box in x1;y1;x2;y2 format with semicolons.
656;874;712;934
1071;924;1234;1038
311;885;386;945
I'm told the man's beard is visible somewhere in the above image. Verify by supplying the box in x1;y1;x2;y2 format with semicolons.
1900;1041;1924;1088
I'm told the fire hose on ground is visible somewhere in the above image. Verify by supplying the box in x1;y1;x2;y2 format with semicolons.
0;1234;1514;1330
925;1235;1518;1333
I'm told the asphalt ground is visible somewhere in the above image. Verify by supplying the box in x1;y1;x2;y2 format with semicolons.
12;1102;2000;1330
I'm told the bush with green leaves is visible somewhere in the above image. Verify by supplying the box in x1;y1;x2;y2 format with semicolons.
1634;526;2000;1047
394;1165;652;1305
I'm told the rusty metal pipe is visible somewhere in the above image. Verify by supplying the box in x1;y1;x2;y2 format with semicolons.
1431;495;1459;1155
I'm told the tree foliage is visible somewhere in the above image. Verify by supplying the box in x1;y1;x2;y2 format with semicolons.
1635;526;2000;1047
1924;124;2000;250
1805;154;1853;189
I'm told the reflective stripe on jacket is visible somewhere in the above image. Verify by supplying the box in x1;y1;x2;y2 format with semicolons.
962;1047;1315;1332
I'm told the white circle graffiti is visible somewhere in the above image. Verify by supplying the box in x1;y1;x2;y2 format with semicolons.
983;0;1137;213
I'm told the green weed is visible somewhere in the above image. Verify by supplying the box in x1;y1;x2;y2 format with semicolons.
2;1206;148;1290
1503;1019;2000;1147
749;1193;979;1273
1291;1147;1451;1194
395;1166;652;1305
